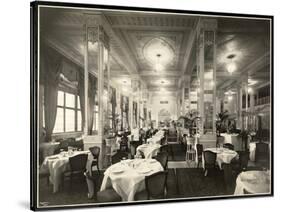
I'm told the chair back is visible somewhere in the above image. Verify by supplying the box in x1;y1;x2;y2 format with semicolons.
89;146;100;159
145;171;167;199
238;151;249;170
196;144;203;157
119;137;128;152
203;150;217;166
111;151;128;164
155;152;168;170
160;144;169;153
130;141;142;156
69;154;88;172
59;140;69;151
223;143;234;150
255;142;269;162
222;163;233;186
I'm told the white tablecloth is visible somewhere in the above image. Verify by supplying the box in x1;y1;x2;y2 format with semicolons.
234;170;270;195
202;148;238;169
136;144;161;159
100;159;163;201
40;142;60;159
40;150;91;193
221;133;242;151
147;135;163;144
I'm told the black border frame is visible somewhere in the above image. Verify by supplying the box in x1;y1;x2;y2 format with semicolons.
30;1;274;210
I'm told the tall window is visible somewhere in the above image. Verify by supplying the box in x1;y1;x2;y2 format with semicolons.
53;90;82;133
92;104;99;133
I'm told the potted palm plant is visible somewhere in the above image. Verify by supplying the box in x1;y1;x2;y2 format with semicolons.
216;110;229;145
178;111;201;143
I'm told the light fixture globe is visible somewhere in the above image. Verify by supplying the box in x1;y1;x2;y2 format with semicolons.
227;62;236;74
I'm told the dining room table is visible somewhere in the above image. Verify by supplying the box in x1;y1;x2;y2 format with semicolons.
146;131;164;145
136;143;161;159
100;158;163;201
234;170;270;195
202;147;238;169
40;150;92;193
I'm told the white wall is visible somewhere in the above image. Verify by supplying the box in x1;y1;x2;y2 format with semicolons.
149;91;178;126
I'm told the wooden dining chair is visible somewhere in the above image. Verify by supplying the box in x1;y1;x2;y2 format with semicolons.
222;163;235;194
135;171;168;200
203;150;217;176
111;151;128;164
62;154;88;190
196;144;203;168
223;143;234;150
155;152;169;170
255;142;269;167
84;170;122;202
89;146;100;173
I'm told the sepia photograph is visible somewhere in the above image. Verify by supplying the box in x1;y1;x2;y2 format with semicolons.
30;1;273;210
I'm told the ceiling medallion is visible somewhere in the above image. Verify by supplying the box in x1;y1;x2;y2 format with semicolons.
143;37;174;70
226;54;236;74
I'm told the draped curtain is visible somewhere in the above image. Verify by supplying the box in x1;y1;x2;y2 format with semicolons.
111;87;117;131
120;95;124;130
88;75;97;134
78;73;97;135
41;46;63;142
78;71;85;131
125;97;129;129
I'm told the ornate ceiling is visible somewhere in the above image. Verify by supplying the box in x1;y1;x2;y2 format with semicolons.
39;7;270;94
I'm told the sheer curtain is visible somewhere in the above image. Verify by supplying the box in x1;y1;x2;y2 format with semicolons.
78;71;85;131
88;75;97;134
41;46;63;142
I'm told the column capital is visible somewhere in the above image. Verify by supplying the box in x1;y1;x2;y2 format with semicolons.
197;19;218;33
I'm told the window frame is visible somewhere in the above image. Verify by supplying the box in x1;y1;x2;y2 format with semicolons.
53;90;82;134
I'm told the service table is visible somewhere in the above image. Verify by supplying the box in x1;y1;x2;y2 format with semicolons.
40;150;92;193
202;147;238;169
100;158;163;201
234;170;270;195
147;135;163;144
136;143;161;159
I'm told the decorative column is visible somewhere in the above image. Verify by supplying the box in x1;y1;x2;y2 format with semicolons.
83;14;110;169
197;19;217;135
243;79;248;130
131;78;140;129
237;83;243;129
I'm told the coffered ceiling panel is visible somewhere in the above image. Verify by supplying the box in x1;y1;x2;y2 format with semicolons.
40;7;270;93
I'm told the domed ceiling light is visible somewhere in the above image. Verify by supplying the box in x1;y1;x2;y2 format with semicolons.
226;54;236;74
155;54;164;72
143;37;174;72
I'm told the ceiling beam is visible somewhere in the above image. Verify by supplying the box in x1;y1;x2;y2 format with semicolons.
101;14;150;87
180;18;199;76
246;52;270;75
111;25;192;31
100;14;139;74
139;70;182;77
